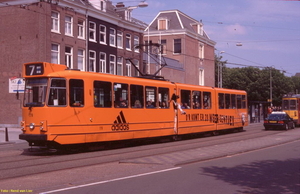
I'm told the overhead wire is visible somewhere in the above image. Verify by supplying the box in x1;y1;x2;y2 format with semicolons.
1;1;296;75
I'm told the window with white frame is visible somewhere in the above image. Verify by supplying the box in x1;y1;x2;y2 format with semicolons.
109;28;116;47
78;49;85;71
89;22;96;42
51;11;60;33
99;25;106;44
99;52;106;73
78;19;85;39
89;50;96;72
65;15;73;36
199;68;204;86
51;43;59;64
174;39;181;54
117;31;123;49
117;57;123;75
199;43;204;59
109;55;116;74
125;34;131;50
134;35;139;52
125;60;131;76
65;46;73;68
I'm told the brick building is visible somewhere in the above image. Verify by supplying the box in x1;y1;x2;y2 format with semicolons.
144;10;216;86
0;0;145;124
0;2;216;125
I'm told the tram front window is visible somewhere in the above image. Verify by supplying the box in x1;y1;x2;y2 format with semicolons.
24;78;48;107
283;100;289;110
290;100;296;110
283;100;296;110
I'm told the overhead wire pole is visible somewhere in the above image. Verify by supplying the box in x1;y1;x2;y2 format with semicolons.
217;51;225;88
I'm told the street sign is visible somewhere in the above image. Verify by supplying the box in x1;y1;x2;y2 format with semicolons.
9;77;25;93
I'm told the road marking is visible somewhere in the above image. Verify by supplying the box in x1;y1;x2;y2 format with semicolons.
40;167;181;194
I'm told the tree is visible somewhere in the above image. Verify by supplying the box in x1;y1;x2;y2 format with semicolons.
214;55;295;106
291;76;300;94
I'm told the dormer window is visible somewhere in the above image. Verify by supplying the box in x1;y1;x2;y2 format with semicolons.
100;0;106;12
125;10;132;21
90;0;106;12
158;19;169;30
192;23;204;36
199;23;204;36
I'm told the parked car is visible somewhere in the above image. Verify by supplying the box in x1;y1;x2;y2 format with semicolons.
264;112;295;130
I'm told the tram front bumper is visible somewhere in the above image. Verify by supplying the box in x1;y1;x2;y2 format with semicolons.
19;134;47;141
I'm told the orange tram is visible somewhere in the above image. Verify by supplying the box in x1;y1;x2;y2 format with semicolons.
19;62;248;148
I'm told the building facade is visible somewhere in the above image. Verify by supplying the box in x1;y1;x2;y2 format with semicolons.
0;0;145;124
144;10;216;86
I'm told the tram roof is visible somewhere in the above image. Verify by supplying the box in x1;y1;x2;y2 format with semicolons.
283;94;300;98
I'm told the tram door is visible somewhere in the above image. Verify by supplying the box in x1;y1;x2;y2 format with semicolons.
171;89;179;135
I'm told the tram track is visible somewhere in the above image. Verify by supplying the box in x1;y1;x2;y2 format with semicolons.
0;123;287;180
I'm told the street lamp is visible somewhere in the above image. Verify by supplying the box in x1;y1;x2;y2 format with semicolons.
115;1;148;9
218;51;225;88
270;71;272;107
115;1;148;21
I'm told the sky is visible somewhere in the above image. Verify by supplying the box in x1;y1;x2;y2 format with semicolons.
120;0;300;76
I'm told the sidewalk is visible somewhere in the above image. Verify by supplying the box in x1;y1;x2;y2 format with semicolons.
0;127;25;144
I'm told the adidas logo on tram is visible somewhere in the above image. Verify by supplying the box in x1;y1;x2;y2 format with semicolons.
111;111;129;131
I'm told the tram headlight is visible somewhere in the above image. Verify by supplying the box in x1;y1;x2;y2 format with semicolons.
40;121;44;131
39;121;47;132
29;123;35;130
20;121;26;131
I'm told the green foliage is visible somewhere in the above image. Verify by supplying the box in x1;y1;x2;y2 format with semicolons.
215;55;297;106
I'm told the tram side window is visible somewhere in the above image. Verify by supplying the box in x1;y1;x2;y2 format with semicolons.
131;85;144;108
70;79;84;107
146;86;157;108
203;92;211;109
159;87;169;108
231;94;236;109
242;95;247;109
193;91;202;109
114;83;128;108
94;81;112;107
218;93;225;109
237;95;242;109
48;79;66;106
225;94;231;109
181;90;191;109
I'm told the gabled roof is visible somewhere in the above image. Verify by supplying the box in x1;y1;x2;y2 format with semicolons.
146;10;210;39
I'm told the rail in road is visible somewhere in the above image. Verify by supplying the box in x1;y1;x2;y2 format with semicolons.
0;122;299;181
